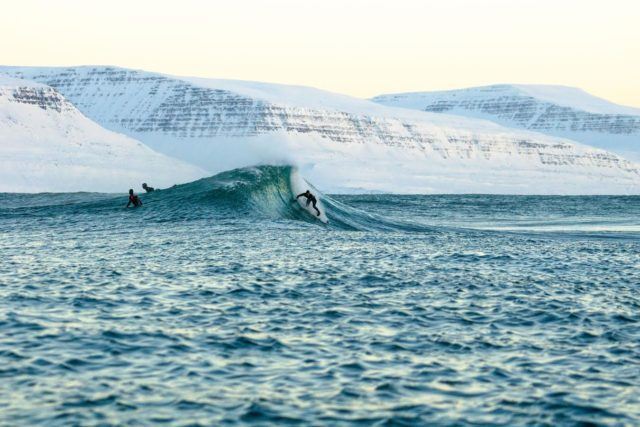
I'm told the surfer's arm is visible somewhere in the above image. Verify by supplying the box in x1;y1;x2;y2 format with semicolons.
295;193;305;199
126;201;131;208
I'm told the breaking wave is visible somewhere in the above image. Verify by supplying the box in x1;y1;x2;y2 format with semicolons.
1;165;638;239
138;165;439;232
0;165;440;232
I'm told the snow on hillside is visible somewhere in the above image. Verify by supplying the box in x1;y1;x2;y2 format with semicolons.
0;75;47;89
2;67;640;194
511;85;640;116
0;77;206;193
372;84;640;161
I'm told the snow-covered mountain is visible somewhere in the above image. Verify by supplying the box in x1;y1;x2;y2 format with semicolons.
1;66;639;194
0;76;206;193
372;84;640;162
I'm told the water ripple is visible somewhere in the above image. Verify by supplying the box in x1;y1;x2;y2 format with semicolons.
1;184;639;425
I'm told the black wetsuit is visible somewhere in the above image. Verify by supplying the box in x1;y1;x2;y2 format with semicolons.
127;194;143;208
296;191;320;216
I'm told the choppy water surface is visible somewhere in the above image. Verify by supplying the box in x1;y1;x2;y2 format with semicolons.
1;166;639;426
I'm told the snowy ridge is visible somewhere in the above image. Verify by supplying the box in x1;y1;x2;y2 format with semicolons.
511;85;640;116
372;85;640;161
0;77;206;193
0;75;48;90
1;66;640;194
374;84;640;116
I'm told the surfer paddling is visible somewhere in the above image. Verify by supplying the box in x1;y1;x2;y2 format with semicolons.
296;190;321;216
126;189;143;208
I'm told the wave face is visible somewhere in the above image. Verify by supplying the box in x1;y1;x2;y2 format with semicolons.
149;166;452;232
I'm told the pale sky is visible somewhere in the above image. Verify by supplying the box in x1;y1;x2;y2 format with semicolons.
2;0;639;107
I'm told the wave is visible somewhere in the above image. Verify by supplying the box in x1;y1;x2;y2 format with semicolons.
0;165;439;232
140;165;440;232
2;165;637;239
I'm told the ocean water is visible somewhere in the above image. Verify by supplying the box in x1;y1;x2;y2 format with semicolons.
1;166;639;426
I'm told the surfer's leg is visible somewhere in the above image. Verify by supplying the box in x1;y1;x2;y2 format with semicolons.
312;201;320;216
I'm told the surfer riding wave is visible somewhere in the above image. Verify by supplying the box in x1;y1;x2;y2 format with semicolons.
296;190;321;216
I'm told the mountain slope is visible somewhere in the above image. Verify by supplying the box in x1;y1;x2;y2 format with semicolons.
372;84;640;161
1;67;639;194
0;76;206;193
